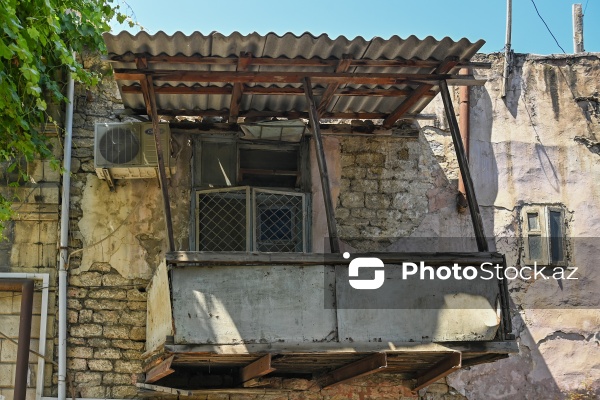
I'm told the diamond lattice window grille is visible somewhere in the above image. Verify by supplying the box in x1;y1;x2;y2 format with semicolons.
195;187;307;252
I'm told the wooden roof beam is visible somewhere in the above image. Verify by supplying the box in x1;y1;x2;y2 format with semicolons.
320;353;387;388
123;108;438;120
113;70;478;85
121;84;437;97
317;55;352;116
106;53;492;69
382;57;459;128
413;353;461;392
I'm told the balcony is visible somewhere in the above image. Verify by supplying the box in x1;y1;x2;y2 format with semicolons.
142;251;516;393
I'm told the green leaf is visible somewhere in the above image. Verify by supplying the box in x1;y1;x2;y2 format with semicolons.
26;26;39;40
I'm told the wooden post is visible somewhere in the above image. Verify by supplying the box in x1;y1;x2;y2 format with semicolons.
439;80;488;252
303;77;340;253
573;4;584;53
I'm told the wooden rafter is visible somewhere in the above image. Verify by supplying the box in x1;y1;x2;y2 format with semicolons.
320;353;387;388
239;354;275;384
145;355;175;383
106;53;492;70
317;55;352;116
382;57;459;128
113;70;483;86
413;353;461;392
121;84;437;98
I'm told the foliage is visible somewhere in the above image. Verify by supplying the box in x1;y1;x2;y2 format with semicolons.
0;0;134;238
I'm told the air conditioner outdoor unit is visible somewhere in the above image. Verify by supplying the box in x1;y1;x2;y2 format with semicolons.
94;122;175;180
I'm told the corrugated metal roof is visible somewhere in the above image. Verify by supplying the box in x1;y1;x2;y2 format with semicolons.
103;31;485;123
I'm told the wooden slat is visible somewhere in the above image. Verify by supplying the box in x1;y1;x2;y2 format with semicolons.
145;355;175;383
166;251;505;266
439;79;488;252
239;354;275;383
320;353;387;388
383;57;459;128
106;53;491;69
414;352;461;392
113;70;459;85
121;85;436;97
317;56;352;116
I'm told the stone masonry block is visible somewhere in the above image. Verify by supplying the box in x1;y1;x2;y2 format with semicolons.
114;360;142;374
67;346;93;359
88;359;113;372
70;324;102;338
340;192;364;208
94;348;122;359
70;272;102;287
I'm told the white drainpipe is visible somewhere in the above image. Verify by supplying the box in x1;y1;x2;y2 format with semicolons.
58;64;75;400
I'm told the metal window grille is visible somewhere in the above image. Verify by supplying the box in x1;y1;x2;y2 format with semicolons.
195;187;307;252
253;189;306;252
196;187;250;251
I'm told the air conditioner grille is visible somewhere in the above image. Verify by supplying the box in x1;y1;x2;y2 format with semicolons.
99;127;140;164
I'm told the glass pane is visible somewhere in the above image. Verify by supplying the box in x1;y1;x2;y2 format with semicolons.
528;235;542;261
549;211;564;263
527;213;539;230
196;141;237;187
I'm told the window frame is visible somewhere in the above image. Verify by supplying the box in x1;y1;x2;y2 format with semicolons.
521;205;567;267
194;186;310;253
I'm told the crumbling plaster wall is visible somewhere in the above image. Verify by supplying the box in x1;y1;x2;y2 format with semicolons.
439;54;600;399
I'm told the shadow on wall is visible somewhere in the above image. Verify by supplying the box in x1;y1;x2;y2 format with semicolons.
447;311;565;400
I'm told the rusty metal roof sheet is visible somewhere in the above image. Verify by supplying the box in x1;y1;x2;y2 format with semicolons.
103;31;485;125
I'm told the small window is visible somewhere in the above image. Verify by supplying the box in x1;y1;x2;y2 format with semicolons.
521;205;567;266
193;139;304;189
195;187;309;252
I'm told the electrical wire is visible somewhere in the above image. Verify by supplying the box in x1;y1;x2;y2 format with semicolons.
584;0;590;15
530;0;567;53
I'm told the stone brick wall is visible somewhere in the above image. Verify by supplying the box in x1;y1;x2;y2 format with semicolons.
65;264;147;398
336;136;430;250
59;53;150;397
